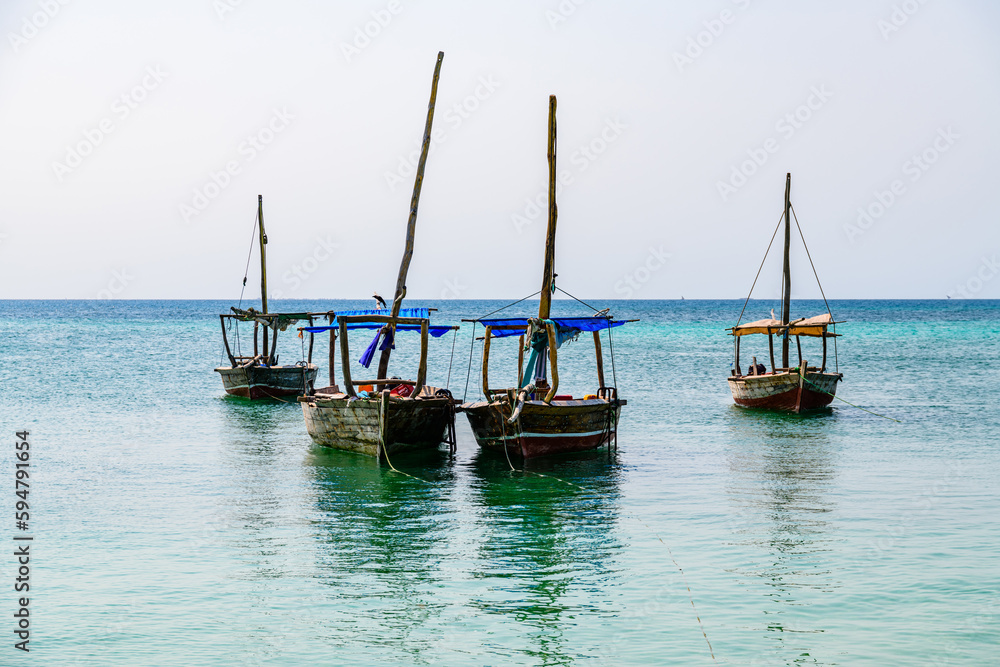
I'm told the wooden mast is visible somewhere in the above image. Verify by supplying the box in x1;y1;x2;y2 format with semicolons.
375;50;444;381
781;173;791;368
538;95;558;320
258;194;269;360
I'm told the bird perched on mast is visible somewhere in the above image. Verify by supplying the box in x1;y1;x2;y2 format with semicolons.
373;292;387;310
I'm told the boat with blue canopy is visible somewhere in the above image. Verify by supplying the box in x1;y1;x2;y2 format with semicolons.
459;96;635;459
297;52;460;460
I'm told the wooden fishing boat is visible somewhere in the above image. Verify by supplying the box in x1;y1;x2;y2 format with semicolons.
216;195;318;399
459;96;633;459
727;173;843;413
297;52;459;461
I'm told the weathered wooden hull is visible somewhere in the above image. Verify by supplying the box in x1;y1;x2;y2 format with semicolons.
215;364;318;399
728;370;840;412
301;395;454;458
461;398;620;459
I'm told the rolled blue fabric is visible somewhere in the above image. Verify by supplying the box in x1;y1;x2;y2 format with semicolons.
379;328;394;351
359;330;382;368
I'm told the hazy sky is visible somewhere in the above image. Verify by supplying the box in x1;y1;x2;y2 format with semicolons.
2;0;998;300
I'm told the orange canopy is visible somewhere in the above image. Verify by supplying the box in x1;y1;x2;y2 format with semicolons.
730;313;838;337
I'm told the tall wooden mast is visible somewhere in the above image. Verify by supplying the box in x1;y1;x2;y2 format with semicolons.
376;51;444;381
538;95;558;320
781;173;791;368
258;194;269;359
258;195;268;314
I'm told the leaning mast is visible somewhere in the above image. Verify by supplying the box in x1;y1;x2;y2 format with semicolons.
538;95;558;320
375;51;444;381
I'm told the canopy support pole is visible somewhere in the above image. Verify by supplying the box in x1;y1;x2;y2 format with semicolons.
327;314;337;388
339;319;355;397
307;316;315;364
220;316;236;367
517;334;525;388
269;324;279;366
594;330;605;389
735;336;742;376
481;326;492;397
415;319;429;395
544;321;559;403
768;331;776;373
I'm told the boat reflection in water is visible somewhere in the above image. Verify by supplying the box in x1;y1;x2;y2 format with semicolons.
303;445;457;662
460;449;624;664
724;408;838;663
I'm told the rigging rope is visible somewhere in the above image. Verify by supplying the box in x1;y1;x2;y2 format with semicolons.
790;203;838;372
462;292;545;403
789;204;833;319
734;210;786;329
237;209;259;310
476;290;542;320
462;322;477;403
555;286;601;313
231;208;261;363
445;327;458;391
554;286;619;390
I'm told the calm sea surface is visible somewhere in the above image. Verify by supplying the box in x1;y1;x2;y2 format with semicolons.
0;299;997;666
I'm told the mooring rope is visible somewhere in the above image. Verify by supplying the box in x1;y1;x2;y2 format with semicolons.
505;460;717;663
488;392;715;663
499;403;517;472
626;512;717;663
376;393;430;482
800;376;900;422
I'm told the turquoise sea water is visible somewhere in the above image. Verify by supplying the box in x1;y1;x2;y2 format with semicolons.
0;299;997;666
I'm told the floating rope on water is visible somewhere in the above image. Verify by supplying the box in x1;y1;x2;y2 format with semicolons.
626;513;717;664
801;376;901;422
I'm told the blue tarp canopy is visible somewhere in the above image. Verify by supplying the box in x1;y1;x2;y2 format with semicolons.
302;323;453;338
477;317;628;338
300;309;452;338
329;307;428;322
